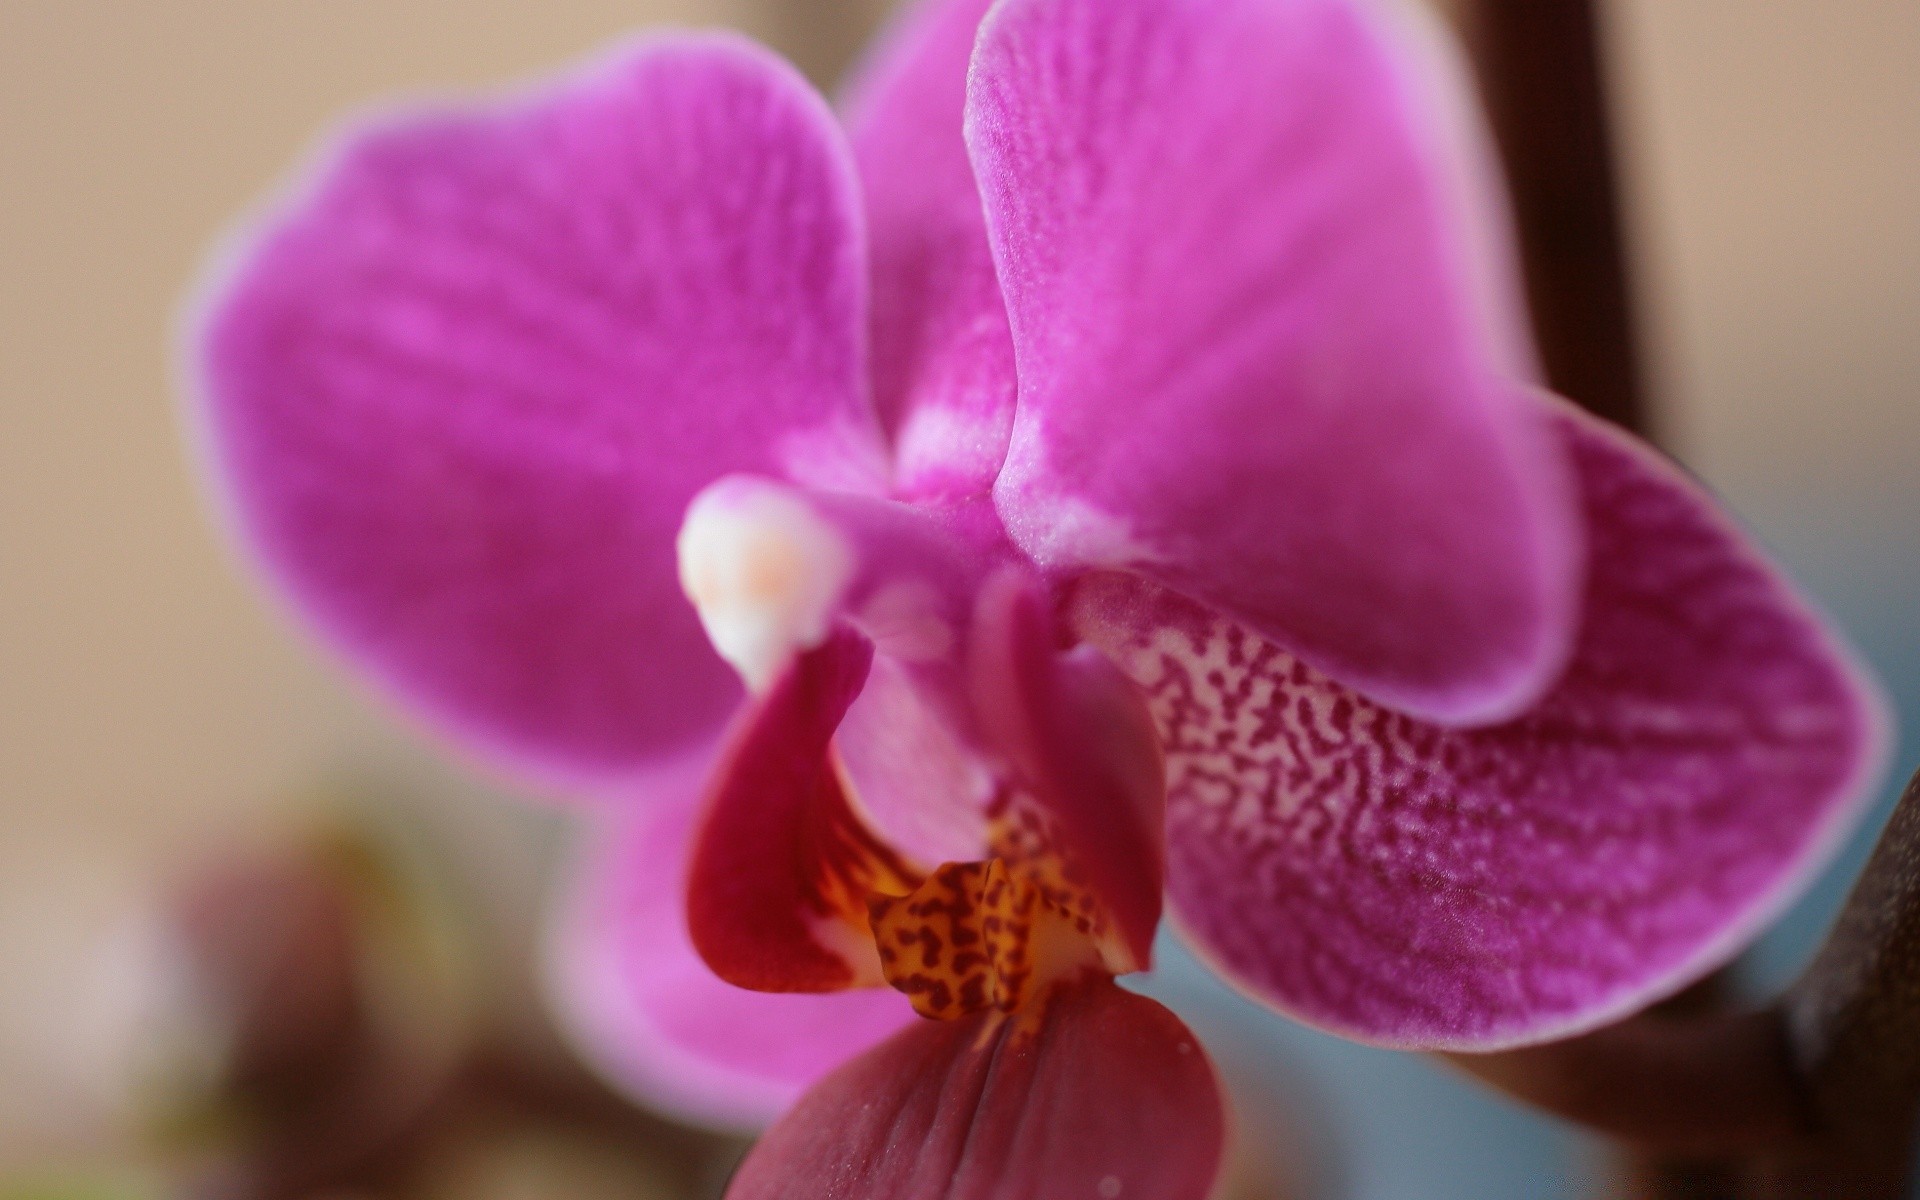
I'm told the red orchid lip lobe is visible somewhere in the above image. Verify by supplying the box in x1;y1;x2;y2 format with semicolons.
686;627;893;995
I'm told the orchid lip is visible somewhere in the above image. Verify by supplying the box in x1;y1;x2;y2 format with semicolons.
682;562;1167;1026
866;807;1139;1022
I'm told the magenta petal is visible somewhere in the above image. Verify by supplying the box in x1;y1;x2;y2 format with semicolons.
193;36;885;785
1073;399;1891;1049
726;978;1225;1200
549;794;913;1131
969;0;1581;724
843;0;1016;501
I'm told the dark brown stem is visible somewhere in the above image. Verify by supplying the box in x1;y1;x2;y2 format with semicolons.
1784;772;1920;1125
1443;1011;1811;1158
1455;0;1650;437
1752;770;1920;1195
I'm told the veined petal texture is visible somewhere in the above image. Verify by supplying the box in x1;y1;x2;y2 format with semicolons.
194;36;884;785
1075;401;1890;1048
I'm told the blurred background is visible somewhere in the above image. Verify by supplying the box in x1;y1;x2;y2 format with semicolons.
2;1;1914;1197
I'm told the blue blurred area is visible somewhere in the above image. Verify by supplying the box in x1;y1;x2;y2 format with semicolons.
1140;940;1607;1200
1738;512;1920;995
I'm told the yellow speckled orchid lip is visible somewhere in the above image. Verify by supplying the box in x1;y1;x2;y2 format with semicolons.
869;860;1004;1019
687;570;1169;1020
866;804;1134;1021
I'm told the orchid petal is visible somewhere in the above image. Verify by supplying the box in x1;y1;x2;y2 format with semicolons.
1073;399;1892;1049
843;0;1016;501
686;629;918;993
726;977;1225;1200
547;793;915;1132
969;0;1581;725
194;36;884;785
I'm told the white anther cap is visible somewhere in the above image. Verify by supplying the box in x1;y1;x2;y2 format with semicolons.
676;478;855;692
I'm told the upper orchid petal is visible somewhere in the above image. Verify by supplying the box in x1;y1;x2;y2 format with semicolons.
547;791;914;1132
193;35;885;786
968;0;1582;725
1073;398;1891;1049
842;0;1015;502
725;976;1225;1200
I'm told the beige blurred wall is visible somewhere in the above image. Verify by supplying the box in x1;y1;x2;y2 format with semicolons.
1608;0;1920;758
1612;0;1919;516
0;0;1913;919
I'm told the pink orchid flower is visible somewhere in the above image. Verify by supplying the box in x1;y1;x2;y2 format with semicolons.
188;0;1890;1195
